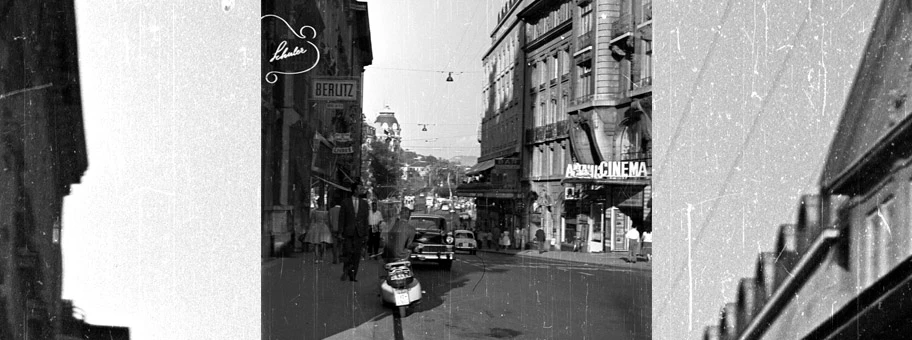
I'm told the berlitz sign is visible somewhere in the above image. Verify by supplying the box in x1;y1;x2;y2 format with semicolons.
312;78;359;101
565;161;649;179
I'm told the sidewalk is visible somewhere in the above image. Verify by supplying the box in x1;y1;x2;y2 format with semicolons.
474;247;652;268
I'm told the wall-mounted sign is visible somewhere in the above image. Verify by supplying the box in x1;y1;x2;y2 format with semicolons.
495;158;521;170
312;78;359;101
262;14;320;84
565;161;649;179
332;147;354;154
332;133;352;142
326;102;345;110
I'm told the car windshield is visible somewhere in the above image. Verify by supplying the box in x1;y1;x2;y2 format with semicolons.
409;217;442;230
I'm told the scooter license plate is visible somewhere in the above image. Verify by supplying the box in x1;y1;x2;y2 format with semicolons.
394;289;410;306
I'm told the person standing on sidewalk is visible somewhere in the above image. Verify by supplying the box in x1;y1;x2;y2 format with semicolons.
304;202;333;263
513;227;521;250
367;202;383;258
626;227;640;263
535;227;546;254
328;196;342;264
499;232;511;250
339;182;370;282
492;225;502;251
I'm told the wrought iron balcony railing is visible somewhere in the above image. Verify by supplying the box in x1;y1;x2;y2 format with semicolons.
640;0;653;23
612;13;632;38
632;76;652;90
571;93;593;107
620;149;652;162
555;120;570;138
577;31;592;49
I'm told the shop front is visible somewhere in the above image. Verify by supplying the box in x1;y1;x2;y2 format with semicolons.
561;160;651;252
456;157;522;237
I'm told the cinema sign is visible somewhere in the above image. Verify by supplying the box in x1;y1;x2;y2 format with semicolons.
565;161;649;179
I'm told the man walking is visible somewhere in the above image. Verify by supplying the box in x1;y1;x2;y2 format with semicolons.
535;227;546;254
626;227;640;263
340;182;370;282
368;202;384;258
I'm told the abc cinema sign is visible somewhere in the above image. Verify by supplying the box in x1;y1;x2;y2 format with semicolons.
565;161;649;179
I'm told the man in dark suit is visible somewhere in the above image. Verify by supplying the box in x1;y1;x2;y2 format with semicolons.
339;182;370;281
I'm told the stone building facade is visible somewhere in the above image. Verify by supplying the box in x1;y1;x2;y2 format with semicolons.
464;0;652;252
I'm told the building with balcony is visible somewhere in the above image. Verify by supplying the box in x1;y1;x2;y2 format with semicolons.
457;0;527;234
703;2;912;338
462;0;651;251
262;0;373;258
519;0;652;252
516;0;575;250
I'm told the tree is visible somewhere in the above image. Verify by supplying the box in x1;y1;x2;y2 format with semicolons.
368;140;402;199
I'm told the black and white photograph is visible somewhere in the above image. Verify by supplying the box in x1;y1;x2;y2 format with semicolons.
7;0;912;339
260;0;651;339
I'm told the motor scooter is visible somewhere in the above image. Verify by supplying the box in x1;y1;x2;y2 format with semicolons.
379;259;422;316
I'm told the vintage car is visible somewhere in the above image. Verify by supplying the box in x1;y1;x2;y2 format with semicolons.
453;229;477;255
408;213;455;270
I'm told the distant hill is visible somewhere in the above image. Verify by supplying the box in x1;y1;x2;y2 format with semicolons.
449;155;477;166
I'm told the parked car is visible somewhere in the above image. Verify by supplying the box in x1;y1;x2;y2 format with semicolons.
408;214;455;270
453;230;477;255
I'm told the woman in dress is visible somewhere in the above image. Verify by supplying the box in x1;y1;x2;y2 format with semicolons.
305;203;334;263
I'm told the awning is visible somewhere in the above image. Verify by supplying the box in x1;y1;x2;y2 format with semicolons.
568;120;600;164
465;159;496;175
311;175;351;192
562;177;650;186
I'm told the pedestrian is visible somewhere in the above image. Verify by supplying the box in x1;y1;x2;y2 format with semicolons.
492;225;502;251
641;231;652;262
303;202;333;263
339;182;370;282
328;196;342;264
499;232;511;250
484;230;493;249
513;227;521;250
626;227;640;263
535;227;546;254
368;202;384;259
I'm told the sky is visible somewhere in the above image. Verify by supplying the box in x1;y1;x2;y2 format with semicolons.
62;1;259;339
362;0;509;161
654;0;881;339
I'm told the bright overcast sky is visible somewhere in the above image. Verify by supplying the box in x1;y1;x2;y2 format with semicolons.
363;0;508;161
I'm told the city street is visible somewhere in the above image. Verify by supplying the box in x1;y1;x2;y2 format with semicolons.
262;250;651;340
